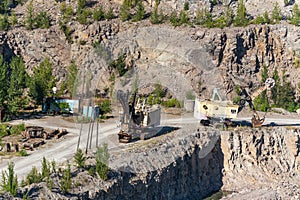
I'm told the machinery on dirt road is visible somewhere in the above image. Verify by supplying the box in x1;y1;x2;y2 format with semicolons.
117;90;161;143
194;78;275;128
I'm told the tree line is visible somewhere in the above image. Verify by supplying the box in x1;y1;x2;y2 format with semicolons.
0;55;78;120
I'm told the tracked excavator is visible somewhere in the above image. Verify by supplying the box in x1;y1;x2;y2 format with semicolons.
194;78;275;128
117;90;161;143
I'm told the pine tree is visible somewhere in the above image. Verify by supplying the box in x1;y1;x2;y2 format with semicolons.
41;157;50;179
29;57;56;105
290;3;300;25
96;143;109;180
120;2;131;21
7;57;29;116
271;2;282;23
25;2;35;30
132;1;145;22
61;162;71;194
150;2;164;24
1;162;18;196
74;148;86;169
233;0;248;27
65;61;79;97
0;55;9;108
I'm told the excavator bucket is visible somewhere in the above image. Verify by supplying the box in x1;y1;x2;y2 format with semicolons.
251;112;265;128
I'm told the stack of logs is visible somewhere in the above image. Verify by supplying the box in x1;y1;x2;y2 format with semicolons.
1;126;68;152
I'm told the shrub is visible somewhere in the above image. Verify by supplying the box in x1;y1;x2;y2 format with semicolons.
98;99;112;117
60;161;71;194
93;5;104;21
0;14;9;31
150;5;164;24
74;148;86;169
35;11;51;29
163;98;182;108
41;157;51;179
109;55;127;77
104;7;115;20
26;166;42;185
19;149;27;156
96;143;109;180
1;162;18;196
132;1;145;22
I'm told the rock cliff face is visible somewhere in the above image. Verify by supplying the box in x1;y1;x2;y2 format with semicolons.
12;126;300;199
221;127;300;199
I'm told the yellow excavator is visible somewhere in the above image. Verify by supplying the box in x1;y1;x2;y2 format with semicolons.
194;78;275;128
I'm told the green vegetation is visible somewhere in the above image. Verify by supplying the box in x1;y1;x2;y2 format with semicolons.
19;149;27;156
7;57;29;116
98;99;112;118
93;5;105;21
132;1;145;22
25;166;42;185
290;3;300;25
120;2;131;21
25;2;51;30
253;66;300;113
150;1;164;24
96;143;109;180
29;57;56;105
271;2;282;23
41;157;51;179
65;61;79;97
74;148;86;169
60;161;72;194
1;162;18;196
233;0;248;27
109;54;127;77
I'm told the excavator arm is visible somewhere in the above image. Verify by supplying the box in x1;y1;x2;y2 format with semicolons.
238;78;275;127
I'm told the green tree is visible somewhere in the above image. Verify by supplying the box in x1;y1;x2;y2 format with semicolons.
29;57;56;105
93;5;104;21
25;166;42;185
7;57;29;115
150;3;164;24
234;0;248;27
96;143;109;180
120;3;131;21
169;11;180;26
179;10;189;25
271;2;282;23
41;157;50;179
77;8;91;24
263;11;270;24
65;61;79;97
0;14;9;30
60;161;71;194
104;7;115;19
77;0;86;14
35;11;51;29
195;8;214;28
290;3;300;25
132;0;145;22
1;162;18;196
74;148;86;169
98;99;112;117
25;1;35;30
10;11;18;27
0;55;9;108
184;1;189;11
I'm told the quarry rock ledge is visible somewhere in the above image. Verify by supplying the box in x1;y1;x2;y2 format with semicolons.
97;127;224;200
